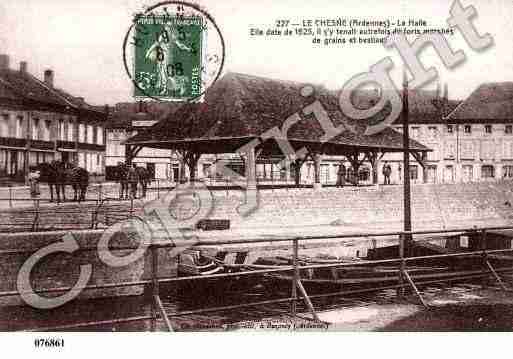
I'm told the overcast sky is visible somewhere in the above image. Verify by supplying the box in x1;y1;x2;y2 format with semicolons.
0;0;511;105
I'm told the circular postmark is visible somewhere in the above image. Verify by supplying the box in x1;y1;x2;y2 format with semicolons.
122;1;225;102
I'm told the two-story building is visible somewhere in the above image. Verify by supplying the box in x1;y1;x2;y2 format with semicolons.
383;83;513;185
0;54;107;183
105;102;182;181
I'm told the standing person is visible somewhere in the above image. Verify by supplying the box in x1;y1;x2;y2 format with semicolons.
336;162;346;188
383;162;392;185
28;166;40;197
127;163;139;199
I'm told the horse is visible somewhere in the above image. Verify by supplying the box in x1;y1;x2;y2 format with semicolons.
115;162;129;199
35;161;89;203
35;161;65;203
63;162;89;202
135;166;151;198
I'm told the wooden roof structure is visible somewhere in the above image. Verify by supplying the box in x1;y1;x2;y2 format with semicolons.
126;72;429;157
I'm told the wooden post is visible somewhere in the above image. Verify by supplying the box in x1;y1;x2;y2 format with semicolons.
313;152;321;190
32;198;40;232
422;152;428;183
246;146;257;191
151;244;159;331
98;182;102;202
8;184;12;208
402;69;412;257
481;229;488;288
291;239;299;320
397;233;405;298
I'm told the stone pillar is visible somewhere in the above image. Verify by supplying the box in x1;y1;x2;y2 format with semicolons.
313;153;322;190
285;161;291;184
422;153;428;184
370;153;379;185
246;146;257;191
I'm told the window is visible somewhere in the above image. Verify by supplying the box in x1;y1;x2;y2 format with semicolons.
16;116;23;138
0;114;9;137
203;163;211;178
97;126;103;145
59;119;64;140
67;121;74;141
359;167;370;182
78;123;85;142
447;125;453;134
444;165;455;183
32;118;39;140
480;140;495;160
428;126;438;137
460;140;474;160
485;125;492;134
409;165;418;180
444;140;456;159
506;125;513;134
87;125;93;143
43;120;51;141
462;165;473;182
411;127;420;138
464;125;472;134
481;165;495;178
503;165;513;179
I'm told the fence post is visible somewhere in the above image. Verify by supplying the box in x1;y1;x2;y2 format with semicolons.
397;233;405;298
151;244;159;331
32;198;40;232
157;179;160;199
129;197;134;218
481;228;488;288
291;238;299;321
98;183;103;202
8;184;12;208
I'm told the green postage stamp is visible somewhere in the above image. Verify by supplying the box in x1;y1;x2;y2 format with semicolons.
133;15;203;100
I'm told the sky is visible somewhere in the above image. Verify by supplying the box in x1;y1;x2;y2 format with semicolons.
0;0;511;105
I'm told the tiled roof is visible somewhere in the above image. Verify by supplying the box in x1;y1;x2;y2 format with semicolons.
446;82;513;122
127;72;429;152
349;88;460;124
0;68;104;117
105;102;184;129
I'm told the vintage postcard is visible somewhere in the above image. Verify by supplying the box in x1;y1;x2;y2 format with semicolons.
0;0;512;356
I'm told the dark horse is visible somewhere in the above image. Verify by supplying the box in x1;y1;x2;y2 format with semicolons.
115;162;151;199
115;162;129;200
135;166;150;198
36;161;89;203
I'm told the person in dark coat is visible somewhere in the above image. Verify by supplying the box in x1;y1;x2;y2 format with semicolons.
336;162;346;188
382;162;392;185
127;163;140;199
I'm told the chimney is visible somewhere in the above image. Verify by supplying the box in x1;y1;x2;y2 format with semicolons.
44;69;54;87
444;83;448;102
19;61;27;73
0;54;9;70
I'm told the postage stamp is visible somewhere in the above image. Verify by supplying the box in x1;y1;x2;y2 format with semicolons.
123;1;225;102
133;14;203;100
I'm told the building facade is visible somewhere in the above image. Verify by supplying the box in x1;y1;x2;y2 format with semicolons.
0;54;107;183
381;83;513;185
105;102;181;181
110;81;513;187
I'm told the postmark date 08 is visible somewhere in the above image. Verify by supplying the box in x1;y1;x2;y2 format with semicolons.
34;338;64;348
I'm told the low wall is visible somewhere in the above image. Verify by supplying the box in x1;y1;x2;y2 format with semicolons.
0;227;175;307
